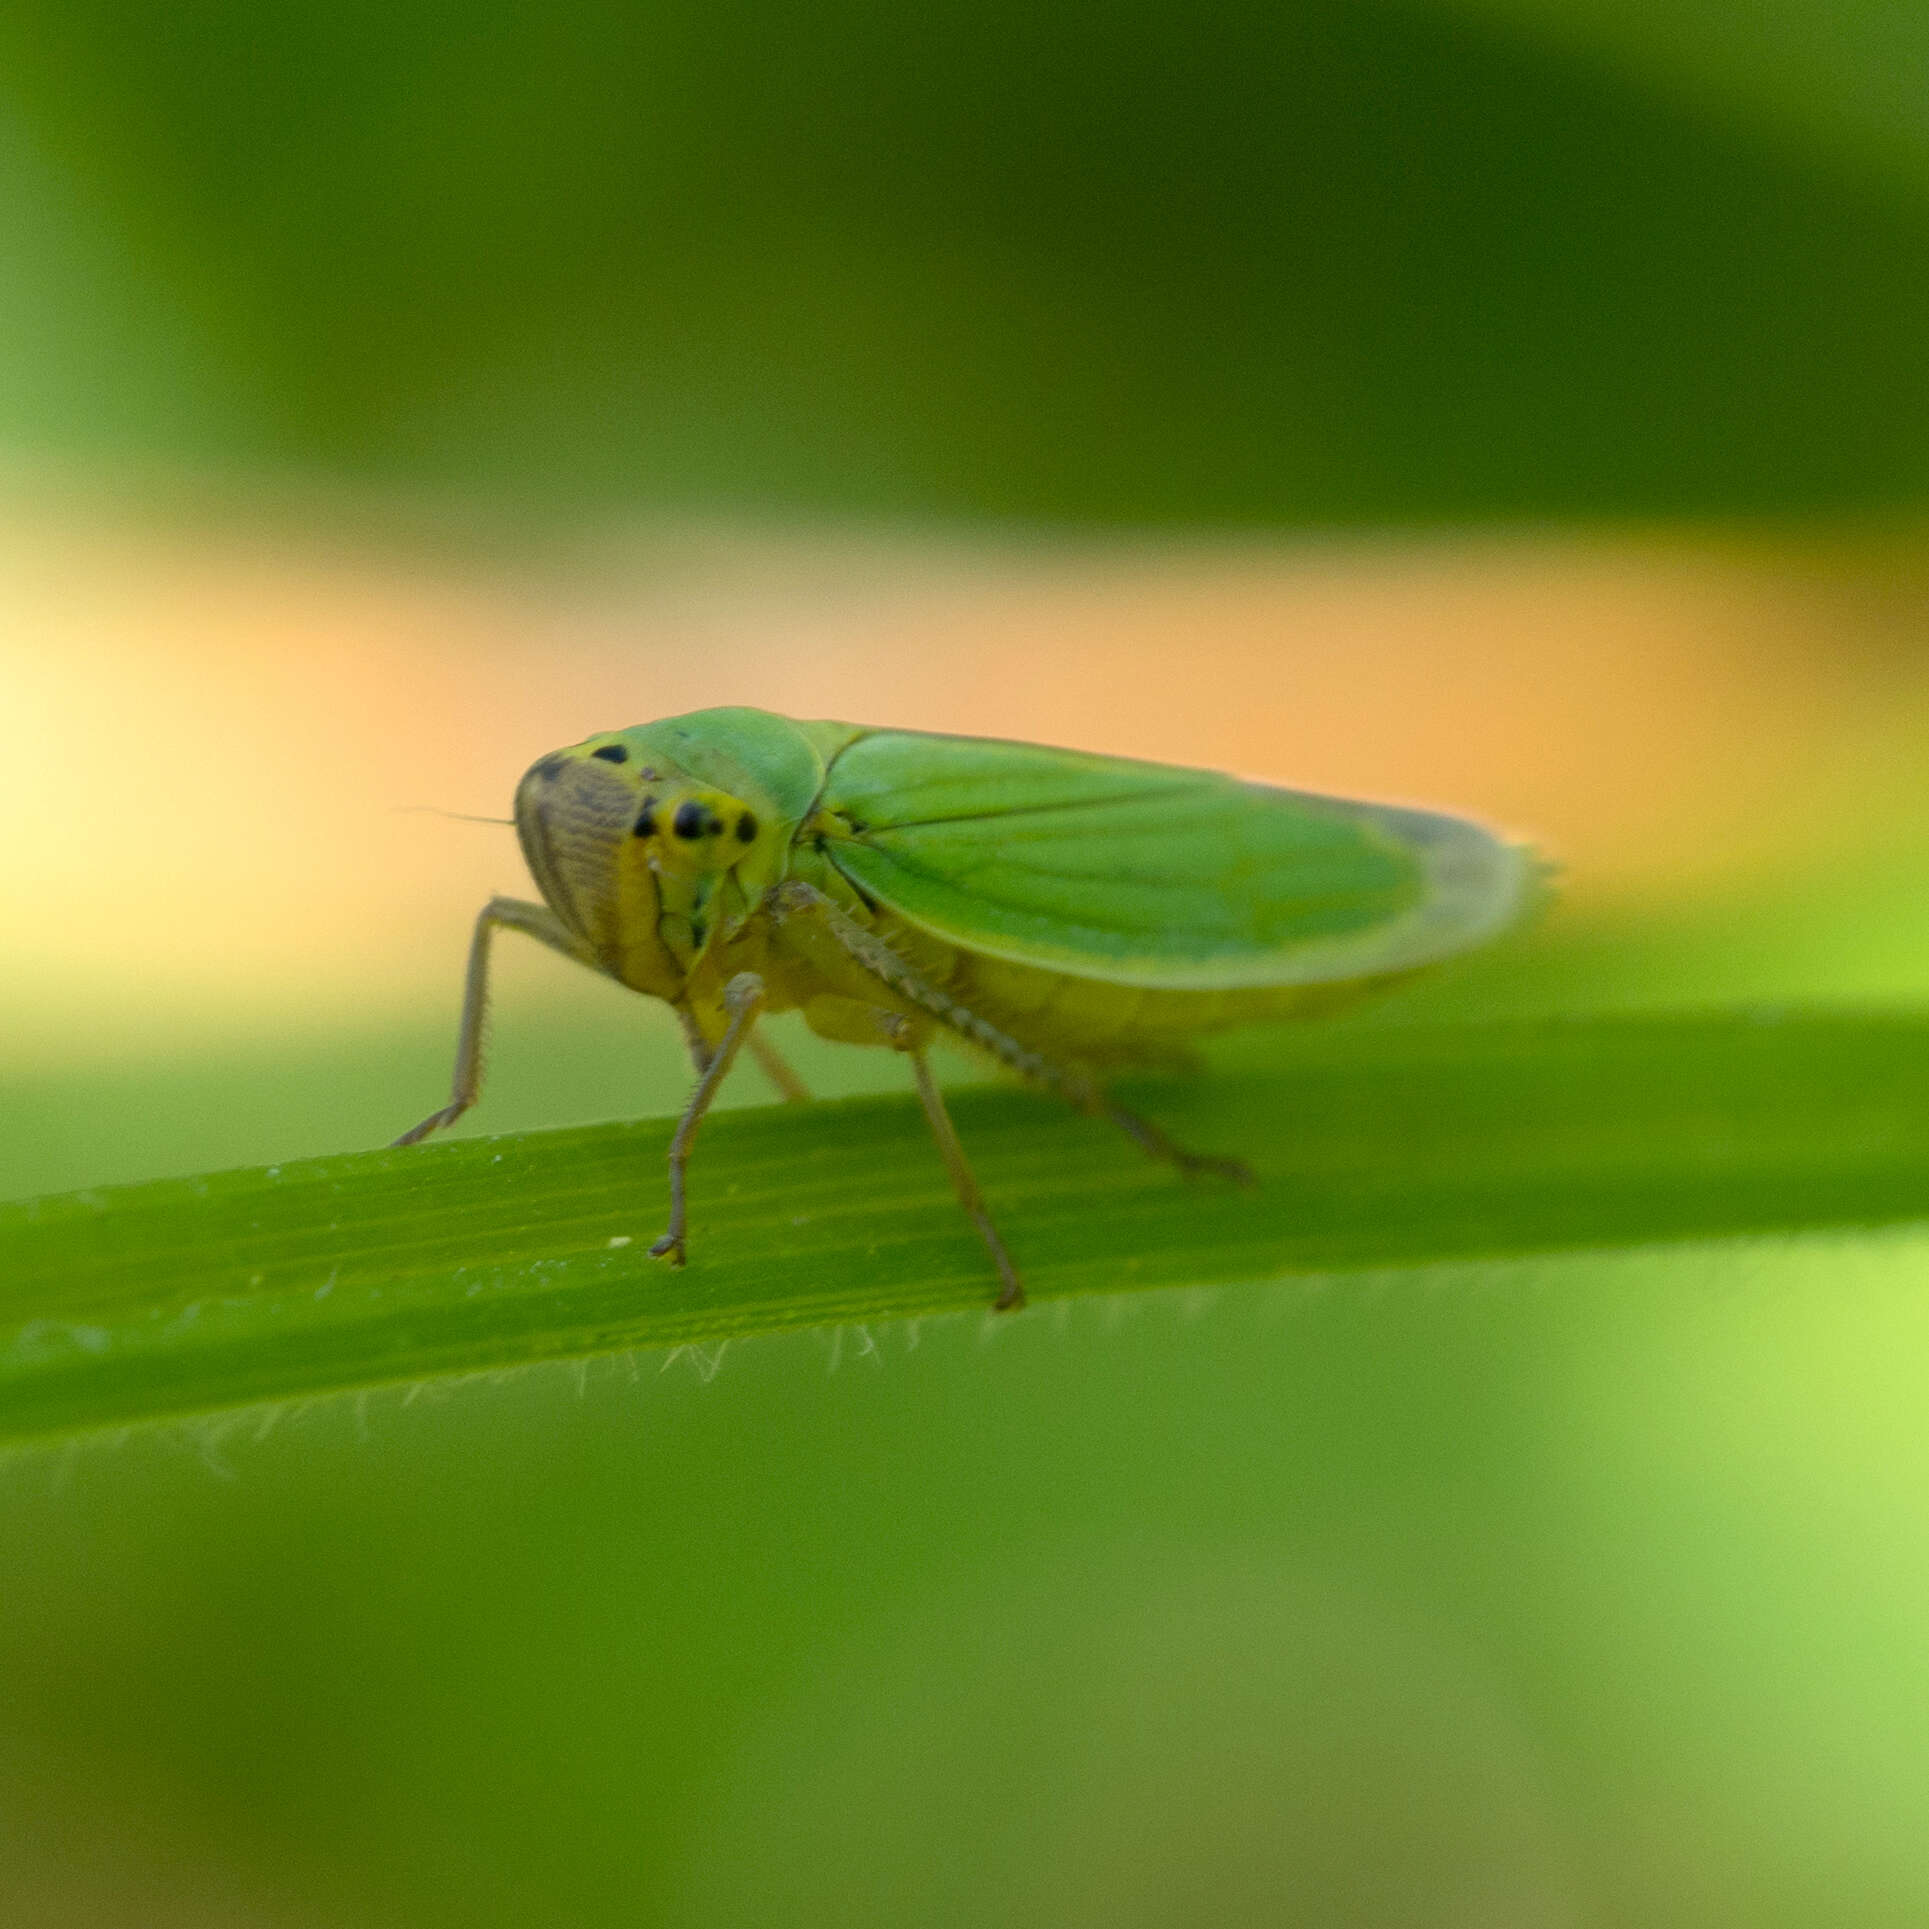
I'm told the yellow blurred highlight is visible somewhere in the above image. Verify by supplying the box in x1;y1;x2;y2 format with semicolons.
5;508;1929;1063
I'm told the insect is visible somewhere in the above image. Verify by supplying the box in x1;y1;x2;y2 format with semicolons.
398;707;1536;1309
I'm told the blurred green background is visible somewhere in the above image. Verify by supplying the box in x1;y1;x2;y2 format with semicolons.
10;2;1929;1923
2;0;1929;518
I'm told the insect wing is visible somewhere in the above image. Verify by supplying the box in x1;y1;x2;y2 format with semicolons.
819;730;1531;990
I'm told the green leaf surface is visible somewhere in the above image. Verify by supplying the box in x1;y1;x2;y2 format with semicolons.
6;1009;1929;1446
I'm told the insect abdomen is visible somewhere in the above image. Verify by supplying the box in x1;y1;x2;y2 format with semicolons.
950;951;1392;1067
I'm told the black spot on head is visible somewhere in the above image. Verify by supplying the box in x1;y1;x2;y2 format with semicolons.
591;743;629;764
673;799;708;839
632;804;657;838
735;811;759;843
532;755;566;782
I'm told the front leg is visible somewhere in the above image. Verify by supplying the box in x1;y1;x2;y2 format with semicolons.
395;896;597;1145
652;973;768;1266
681;980;810;1102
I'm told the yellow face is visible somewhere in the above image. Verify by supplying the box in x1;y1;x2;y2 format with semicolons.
512;735;784;1000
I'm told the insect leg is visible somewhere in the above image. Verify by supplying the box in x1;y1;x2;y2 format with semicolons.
394;897;594;1145
681;995;808;1099
651;972;767;1267
1104;1101;1255;1186
768;881;1101;1107
906;1048;1026;1312
749;1030;812;1104
675;1007;716;1076
773;879;1251;1187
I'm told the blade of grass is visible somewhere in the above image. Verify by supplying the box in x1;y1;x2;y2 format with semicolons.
6;1009;1929;1445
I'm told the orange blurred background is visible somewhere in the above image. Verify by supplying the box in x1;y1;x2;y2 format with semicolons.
9;500;1929;1065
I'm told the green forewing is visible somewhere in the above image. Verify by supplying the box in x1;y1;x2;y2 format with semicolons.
818;728;1531;989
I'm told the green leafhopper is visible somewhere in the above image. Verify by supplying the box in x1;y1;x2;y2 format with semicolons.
399;707;1536;1308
